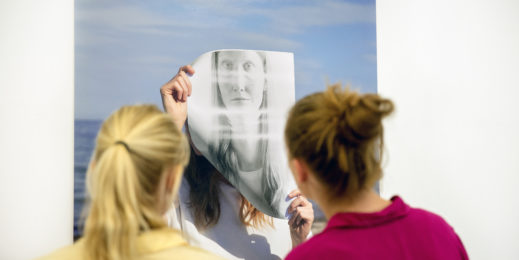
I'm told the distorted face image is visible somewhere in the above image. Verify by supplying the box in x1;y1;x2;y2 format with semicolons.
216;51;266;111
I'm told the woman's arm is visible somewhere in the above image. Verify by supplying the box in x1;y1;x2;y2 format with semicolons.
160;65;195;130
287;190;314;248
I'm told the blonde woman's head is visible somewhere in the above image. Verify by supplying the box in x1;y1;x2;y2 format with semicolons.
84;104;189;260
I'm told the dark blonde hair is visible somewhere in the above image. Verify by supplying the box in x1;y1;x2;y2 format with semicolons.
83;105;189;260
285;84;394;199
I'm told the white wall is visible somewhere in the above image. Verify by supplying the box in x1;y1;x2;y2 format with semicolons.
0;1;74;259
377;0;519;259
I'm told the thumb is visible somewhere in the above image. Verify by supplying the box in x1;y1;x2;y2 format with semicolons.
180;65;195;76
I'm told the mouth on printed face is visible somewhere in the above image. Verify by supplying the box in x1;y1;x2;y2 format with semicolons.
230;97;251;103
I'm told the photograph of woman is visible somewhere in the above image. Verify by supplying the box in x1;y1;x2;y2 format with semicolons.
208;50;285;218
186;49;297;219
161;59;314;259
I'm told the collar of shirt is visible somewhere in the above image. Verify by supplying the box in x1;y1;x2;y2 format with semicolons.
137;228;188;254
324;196;410;230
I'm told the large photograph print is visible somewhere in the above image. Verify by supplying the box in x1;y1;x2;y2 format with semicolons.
75;0;378;239
188;50;296;218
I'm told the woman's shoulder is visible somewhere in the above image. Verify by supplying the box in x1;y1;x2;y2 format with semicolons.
35;240;85;260
400;198;467;255
405;204;456;232
285;231;345;260
36;240;224;260
151;244;225;260
388;196;454;230
140;228;225;260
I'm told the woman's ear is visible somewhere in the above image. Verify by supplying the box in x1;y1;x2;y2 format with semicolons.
290;158;309;184
89;159;96;169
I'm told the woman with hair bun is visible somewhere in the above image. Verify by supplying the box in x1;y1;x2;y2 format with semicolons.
39;105;221;260
284;84;468;260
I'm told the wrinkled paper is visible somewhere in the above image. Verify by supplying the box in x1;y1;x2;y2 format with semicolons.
187;49;297;218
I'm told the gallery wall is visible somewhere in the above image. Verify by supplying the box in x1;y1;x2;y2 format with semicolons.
377;0;519;259
0;1;74;259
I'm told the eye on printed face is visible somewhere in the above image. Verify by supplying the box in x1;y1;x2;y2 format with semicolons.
216;51;266;110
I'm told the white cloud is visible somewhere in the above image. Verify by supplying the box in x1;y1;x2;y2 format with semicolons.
169;0;375;33
258;1;376;34
76;1;374;37
231;31;301;50
75;4;231;35
130;55;178;64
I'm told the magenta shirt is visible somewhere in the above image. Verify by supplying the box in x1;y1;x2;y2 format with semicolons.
286;196;468;260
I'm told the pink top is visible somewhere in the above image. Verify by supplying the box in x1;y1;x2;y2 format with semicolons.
286;196;468;260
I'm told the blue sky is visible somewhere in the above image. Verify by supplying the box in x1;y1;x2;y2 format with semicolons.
75;0;377;119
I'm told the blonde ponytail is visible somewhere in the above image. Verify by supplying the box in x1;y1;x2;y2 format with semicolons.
83;105;189;260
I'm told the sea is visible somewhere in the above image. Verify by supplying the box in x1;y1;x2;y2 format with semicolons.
74;119;102;240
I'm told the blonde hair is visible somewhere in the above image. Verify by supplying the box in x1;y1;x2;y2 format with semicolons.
285;84;394;199
83;105;189;260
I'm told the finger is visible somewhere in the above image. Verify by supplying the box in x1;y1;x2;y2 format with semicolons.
288;212;295;226
287;200;298;213
182;71;192;96
297;217;305;228
166;71;181;87
178;72;191;99
160;85;171;97
179;65;195;76
288;207;300;226
172;81;183;101
177;72;189;101
299;197;312;211
161;78;176;95
292;213;303;229
297;207;312;226
299;208;314;223
288;190;302;198
292;206;313;226
288;199;301;213
288;197;309;213
289;206;305;227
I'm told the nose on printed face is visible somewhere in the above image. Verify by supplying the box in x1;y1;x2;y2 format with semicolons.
230;71;248;92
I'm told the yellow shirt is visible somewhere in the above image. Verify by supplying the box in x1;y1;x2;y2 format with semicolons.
37;228;222;260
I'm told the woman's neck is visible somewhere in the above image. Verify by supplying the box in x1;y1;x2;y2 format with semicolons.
229;116;263;171
317;189;391;219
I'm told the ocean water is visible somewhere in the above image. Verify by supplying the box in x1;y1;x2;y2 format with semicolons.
74;119;102;240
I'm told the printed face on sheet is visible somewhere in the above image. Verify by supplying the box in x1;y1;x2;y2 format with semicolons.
188;50;297;218
216;51;266;111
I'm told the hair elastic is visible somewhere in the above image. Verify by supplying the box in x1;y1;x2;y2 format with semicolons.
114;140;131;152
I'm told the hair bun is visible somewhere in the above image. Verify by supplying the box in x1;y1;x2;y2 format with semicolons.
285;83;394;199
330;86;394;144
